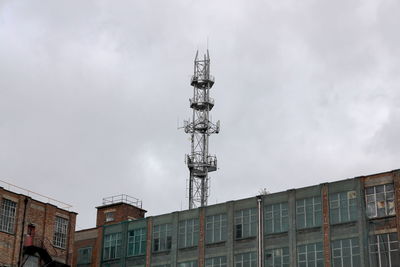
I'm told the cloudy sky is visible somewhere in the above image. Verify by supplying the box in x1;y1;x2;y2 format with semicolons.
1;0;399;230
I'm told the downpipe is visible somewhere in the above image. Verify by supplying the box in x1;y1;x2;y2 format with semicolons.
257;196;264;267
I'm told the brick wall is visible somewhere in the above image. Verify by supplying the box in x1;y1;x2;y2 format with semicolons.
0;187;77;266
96;203;146;227
72;228;99;267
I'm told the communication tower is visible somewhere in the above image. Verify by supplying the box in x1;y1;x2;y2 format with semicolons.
184;50;220;209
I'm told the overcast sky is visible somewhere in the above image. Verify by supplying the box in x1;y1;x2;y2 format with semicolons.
1;0;399;230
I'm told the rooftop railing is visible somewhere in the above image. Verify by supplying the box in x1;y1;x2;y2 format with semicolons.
102;194;143;208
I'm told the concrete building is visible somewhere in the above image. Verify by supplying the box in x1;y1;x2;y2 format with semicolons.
0;184;77;266
74;169;400;267
73;195;146;267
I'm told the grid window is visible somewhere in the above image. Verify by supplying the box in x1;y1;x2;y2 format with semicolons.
365;184;395;218
103;233;122;260
331;238;360;267
178;260;198;267
369;233;399;267
77;247;92;265
0;198;17;233
53;216;68;249
179;218;199;248
206;256;227;267
296;197;322;229
206;214;227;244
153;223;172;252
154;265;171;267
265;247;289;267
235;252;257;267
330;191;357;224
297;242;323;267
105;212;114;222
235;208;257;239
127;228;146;256
265;203;288;234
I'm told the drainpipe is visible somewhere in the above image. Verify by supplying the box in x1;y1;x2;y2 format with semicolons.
257;195;263;267
18;197;29;267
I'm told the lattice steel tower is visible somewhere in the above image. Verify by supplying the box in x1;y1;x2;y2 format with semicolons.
184;50;220;209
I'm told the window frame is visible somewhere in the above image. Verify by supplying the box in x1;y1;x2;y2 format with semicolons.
265;247;289;267
369;232;399;267
331;237;360;267
77;246;92;265
365;184;395;219
265;203;289;234
103;232;122;260
127;227;147;256
235;251;257;267
205;255;227;267
296;196;322;229
329;191;357;224
0;198;17;234
153;223;172;252
53;216;69;249
178;260;198;267
206;214;227;244
179;218;199;248
235;208;257;239
297;242;323;267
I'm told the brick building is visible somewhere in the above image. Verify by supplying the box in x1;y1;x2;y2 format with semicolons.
0;184;77;266
75;168;400;267
73;195;146;267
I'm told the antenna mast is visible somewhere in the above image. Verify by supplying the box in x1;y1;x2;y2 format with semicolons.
184;50;220;209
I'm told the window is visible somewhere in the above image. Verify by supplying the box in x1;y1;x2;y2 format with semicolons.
206;256;227;267
77;247;92;265
369;233;399;267
154;265;171;267
0;198;17;234
153;223;172;252
179;218;199;248
297;242;323;267
365;184;395;218
206;214;227;244
331;238;360;267
296;197;322;229
235;252;257;267
105;212;115;222
330;191;357;224
265;203;288;234
235;208;257;239
53;216;68;248
127;228;146;256
103;233;122;260
265;247;289;267
178;260;198;267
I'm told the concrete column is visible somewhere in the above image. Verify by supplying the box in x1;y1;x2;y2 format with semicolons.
198;207;205;267
358;178;369;267
226;201;235;266
120;222;128;267
287;189;297;267
321;184;331;267
145;217;153;267
171;212;179;267
393;170;400;245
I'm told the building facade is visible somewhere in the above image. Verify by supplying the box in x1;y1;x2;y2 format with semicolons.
0;185;77;266
88;169;400;267
73;195;146;267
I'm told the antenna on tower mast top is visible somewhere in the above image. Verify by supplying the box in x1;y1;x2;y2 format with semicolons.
182;50;220;209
